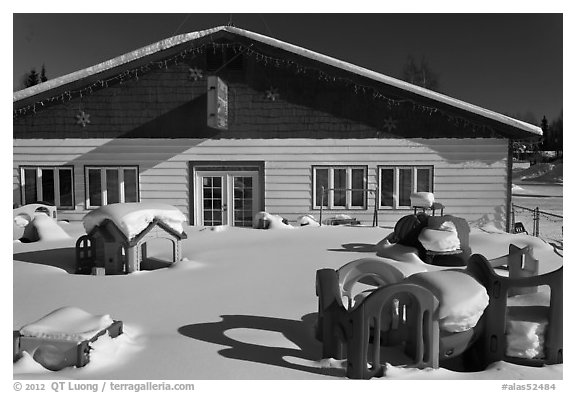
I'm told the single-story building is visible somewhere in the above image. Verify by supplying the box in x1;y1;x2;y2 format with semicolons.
13;26;541;228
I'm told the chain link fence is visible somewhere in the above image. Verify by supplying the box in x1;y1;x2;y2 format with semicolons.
511;204;563;247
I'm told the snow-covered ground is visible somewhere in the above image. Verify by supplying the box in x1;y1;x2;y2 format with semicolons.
12;218;563;382
513;161;563;184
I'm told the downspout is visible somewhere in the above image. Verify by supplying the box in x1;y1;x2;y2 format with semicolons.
505;139;513;232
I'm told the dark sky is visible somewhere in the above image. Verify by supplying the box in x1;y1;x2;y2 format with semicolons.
13;13;563;121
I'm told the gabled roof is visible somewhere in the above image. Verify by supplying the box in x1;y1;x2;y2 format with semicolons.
128;218;187;247
88;218;187;246
13;25;541;137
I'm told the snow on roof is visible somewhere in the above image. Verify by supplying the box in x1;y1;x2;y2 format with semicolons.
83;203;186;240
13;26;541;136
19;306;114;342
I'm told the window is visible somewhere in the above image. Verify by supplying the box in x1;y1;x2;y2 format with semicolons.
20;166;74;208
379;166;433;208
313;166;367;209
85;166;139;208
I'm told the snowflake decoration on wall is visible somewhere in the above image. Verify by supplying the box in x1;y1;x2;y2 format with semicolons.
76;110;91;127
188;67;204;81
382;116;398;132
265;87;279;101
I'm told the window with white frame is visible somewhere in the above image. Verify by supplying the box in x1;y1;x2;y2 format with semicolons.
379;166;433;208
20;166;74;208
313;166;367;209
85;166;139;208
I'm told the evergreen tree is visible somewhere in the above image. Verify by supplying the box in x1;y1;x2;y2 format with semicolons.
40;64;48;82
24;68;39;88
547;112;563;156
19;64;48;89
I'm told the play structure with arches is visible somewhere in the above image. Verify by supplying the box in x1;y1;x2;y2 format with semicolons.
315;214;563;379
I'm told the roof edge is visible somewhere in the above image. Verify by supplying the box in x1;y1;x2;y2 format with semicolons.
13;26;227;102
224;26;542;136
14;25;542;137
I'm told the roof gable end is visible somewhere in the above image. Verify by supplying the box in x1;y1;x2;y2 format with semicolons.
13;25;541;137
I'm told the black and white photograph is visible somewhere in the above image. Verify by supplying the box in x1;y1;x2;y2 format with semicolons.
9;6;566;387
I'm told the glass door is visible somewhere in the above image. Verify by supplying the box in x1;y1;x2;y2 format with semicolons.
231;175;255;227
196;171;259;227
200;175;225;226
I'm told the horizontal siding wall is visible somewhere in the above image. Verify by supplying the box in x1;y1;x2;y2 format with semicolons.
13;138;509;226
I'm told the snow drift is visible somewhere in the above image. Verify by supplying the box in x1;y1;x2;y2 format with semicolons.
13;222;562;380
20;214;70;242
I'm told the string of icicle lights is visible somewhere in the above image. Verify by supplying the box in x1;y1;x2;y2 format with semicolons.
13;40;496;135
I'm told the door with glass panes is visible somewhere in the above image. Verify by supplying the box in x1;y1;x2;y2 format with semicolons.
195;171;260;227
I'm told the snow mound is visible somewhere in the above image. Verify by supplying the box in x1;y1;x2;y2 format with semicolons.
253;212;293;229
82;203;186;240
14;214;31;227
297;214;320;227
375;238;423;263
404;270;489;332
410;192;434;208
505;291;551;359
21;215;70;242
506;319;547;359
200;225;229;232
514;162;562;183
19;306;115;342
418;221;460;252
13;351;50;375
469;206;508;233
529;163;563;183
512;184;526;193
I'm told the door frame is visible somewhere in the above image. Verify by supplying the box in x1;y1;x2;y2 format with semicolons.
189;161;265;226
195;170;260;227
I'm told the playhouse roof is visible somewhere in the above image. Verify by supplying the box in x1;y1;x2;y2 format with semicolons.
13;25;541;138
83;203;187;241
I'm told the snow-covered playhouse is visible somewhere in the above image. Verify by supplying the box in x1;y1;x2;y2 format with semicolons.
13;26;542;229
76;203;187;274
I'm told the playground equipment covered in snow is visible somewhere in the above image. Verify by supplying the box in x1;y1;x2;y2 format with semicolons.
76;203;187;275
13;203;69;242
315;243;563;379
13;307;123;371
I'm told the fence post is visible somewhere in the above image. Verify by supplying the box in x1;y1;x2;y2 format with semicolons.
534;206;540;237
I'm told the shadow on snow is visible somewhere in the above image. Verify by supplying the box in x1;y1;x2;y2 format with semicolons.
14;247;77;274
178;313;344;377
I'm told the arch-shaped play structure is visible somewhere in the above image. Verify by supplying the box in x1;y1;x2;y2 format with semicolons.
315;245;563;379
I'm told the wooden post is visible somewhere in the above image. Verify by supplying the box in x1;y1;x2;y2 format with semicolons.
506;139;513;233
373;187;378;227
